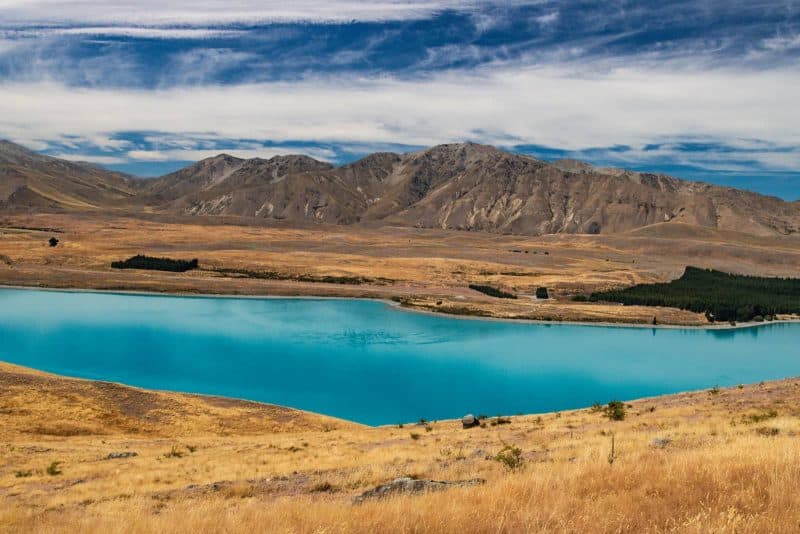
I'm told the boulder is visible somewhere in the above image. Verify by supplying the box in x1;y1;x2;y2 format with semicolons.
650;437;671;449
353;477;485;503
106;451;138;460
462;414;480;429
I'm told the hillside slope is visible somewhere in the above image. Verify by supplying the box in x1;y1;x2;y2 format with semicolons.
0;141;137;211
2;361;800;533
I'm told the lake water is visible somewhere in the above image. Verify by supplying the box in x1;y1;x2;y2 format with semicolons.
0;288;798;425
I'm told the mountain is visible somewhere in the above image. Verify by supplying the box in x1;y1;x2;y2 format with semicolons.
365;143;800;236
1;140;798;237
0;140;137;211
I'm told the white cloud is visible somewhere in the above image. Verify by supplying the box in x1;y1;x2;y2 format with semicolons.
127;147;336;162
49;153;128;164
535;11;558;26
2;27;246;39
0;64;798;169
762;34;800;51
570;143;800;174
0;1;498;25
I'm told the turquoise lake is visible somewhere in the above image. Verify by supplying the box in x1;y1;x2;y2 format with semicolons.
0;288;798;425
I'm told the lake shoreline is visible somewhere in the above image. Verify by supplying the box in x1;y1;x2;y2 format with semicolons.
3;359;799;428
2;283;797;331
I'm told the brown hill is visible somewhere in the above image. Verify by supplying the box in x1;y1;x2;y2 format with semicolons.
1;140;798;236
365;143;799;236
0;140;137;211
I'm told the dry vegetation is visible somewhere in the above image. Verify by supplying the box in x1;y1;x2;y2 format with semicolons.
2;212;800;325
2;362;800;533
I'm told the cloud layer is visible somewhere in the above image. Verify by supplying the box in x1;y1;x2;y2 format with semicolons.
0;1;490;25
3;65;797;157
0;1;797;197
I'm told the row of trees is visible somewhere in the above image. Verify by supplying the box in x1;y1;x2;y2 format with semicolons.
590;267;800;322
111;255;199;273
468;284;517;299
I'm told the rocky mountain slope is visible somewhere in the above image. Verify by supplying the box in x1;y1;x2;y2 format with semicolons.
1;140;798;236
0;141;138;211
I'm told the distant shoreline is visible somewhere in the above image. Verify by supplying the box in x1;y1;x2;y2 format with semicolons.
2;283;797;331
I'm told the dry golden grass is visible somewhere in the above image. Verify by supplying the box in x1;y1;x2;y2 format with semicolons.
3;212;800;325
3;362;800;533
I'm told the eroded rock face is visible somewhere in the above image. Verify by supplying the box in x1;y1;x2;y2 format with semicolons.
3;139;799;237
353;477;485;503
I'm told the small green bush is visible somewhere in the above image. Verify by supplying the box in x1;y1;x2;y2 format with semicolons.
494;442;524;471
603;400;626;421
46;461;62;476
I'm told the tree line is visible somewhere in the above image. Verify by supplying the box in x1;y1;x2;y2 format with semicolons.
590;266;800;322
111;255;199;273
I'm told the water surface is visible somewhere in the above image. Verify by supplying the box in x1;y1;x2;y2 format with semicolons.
0;288;798;425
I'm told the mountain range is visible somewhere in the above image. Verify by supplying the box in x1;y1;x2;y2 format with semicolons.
1;140;798;237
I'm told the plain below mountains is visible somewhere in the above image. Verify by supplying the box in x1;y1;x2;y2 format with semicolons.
1;140;798;237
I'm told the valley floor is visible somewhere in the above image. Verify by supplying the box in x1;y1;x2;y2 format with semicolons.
2;212;800;326
2;362;800;533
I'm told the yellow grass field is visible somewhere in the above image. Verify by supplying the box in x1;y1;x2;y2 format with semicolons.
2;362;800;533
3;212;800;325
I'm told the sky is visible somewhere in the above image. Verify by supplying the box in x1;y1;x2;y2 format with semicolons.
0;1;798;199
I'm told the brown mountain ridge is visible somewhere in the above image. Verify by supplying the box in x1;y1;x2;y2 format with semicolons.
1;140;798;237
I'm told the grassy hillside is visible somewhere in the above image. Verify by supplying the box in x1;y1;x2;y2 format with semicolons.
2;362;800;533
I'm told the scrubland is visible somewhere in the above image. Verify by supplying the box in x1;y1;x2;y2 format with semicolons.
2;362;800;533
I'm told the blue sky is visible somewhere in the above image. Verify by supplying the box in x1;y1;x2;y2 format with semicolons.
0;1;798;199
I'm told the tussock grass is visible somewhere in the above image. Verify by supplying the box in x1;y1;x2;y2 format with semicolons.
3;362;800;533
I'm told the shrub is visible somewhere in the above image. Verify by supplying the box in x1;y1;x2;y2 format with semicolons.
490;416;512;426
46;461;62;476
311;481;337;492
468;284;517;299
535;287;549;299
15;470;33;478
409;433;421;440
742;410;778;424
604;400;626;421
112;255;199;272
164;446;185;458
494;442;524;471
48;237;59;247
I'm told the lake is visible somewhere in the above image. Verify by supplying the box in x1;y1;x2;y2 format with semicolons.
0;288;798;425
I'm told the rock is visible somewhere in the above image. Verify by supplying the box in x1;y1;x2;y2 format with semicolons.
650;437;671;449
462;414;480;429
353;477;485;503
106;451;138;460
